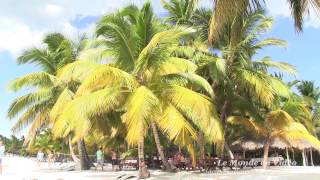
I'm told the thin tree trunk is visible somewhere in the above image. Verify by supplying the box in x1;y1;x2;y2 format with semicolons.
77;139;93;170
150;122;172;171
138;131;150;179
225;143;234;159
220;100;234;159
286;148;290;166
292;149;295;161
310;148;314;166
302;149;307;166
199;132;205;160
262;138;271;169
68;136;79;162
212;143;216;156
243;150;246;159
305;149;309;166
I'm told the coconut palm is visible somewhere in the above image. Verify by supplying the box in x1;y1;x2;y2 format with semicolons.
7;33;96;169
296;80;320;165
176;9;295;158
51;3;223;177
209;0;320;43
228;102;320;169
8;33;74;139
161;0;198;25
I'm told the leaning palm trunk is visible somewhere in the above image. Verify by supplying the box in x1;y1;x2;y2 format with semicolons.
286;148;290;166
310;148;314;166
68;136;79;162
138;131;150;179
198;133;205;160
302;149;307;166
225;143;234;159
221;100;234;159
150;122;173;171
262;138;271;169
78;139;93;170
292;149;295;162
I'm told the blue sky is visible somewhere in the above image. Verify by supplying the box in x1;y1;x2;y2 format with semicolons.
0;0;320;137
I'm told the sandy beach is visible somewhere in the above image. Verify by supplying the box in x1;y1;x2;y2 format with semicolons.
1;156;320;180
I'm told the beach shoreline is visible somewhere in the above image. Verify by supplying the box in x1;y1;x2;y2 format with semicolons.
2;156;320;180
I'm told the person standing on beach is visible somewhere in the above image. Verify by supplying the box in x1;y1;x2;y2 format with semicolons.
0;141;5;175
37;150;44;167
47;150;54;167
111;150;117;171
96;147;104;171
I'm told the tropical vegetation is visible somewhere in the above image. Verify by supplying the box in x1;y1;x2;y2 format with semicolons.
5;0;320;179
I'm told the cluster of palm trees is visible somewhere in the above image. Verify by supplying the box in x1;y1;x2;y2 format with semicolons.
7;0;320;179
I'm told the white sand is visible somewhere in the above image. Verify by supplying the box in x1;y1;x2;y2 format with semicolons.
1;156;320;180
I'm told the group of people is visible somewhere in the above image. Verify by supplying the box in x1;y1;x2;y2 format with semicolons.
95;147;118;171
36;150;55;167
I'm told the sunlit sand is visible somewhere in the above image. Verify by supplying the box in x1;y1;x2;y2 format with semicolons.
2;156;320;180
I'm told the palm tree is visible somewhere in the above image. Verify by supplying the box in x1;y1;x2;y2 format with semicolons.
229;102;320;169
161;0;198;25
209;0;320;43
7;33;94;169
51;3;223;178
177;9;295;158
52;35;223;177
8;33;74;140
296;80;320;165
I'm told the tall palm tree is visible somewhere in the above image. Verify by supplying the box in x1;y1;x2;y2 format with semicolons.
296;80;320;165
209;0;320;43
177;9;295;158
7;33;94;169
8;33;74;139
51;4;224;178
161;0;198;25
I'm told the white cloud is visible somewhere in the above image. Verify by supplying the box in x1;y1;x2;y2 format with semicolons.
0;0;147;56
45;4;63;17
266;0;291;17
0;17;43;56
266;0;320;28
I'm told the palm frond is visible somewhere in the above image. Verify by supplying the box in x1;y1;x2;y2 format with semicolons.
164;84;223;143
8;72;57;91
8;88;53;119
122;86;161;145
76;65;138;95
53;87;125;139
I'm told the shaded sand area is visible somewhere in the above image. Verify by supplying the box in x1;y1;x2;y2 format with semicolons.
1;156;320;180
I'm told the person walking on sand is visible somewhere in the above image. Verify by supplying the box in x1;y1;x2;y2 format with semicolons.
96;147;104;171
37;150;44;167
0;141;5;175
111;150;117;171
47;150;54;167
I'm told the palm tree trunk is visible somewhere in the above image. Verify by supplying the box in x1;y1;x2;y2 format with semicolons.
292;149;295;162
262;138;271;169
68;136;79;162
310;148;314;166
286;147;290;166
225;143;234;159
77;139;92;170
138;130;150;179
220;100;234;159
302;149;307;166
199;132;205;160
150;122;172;171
